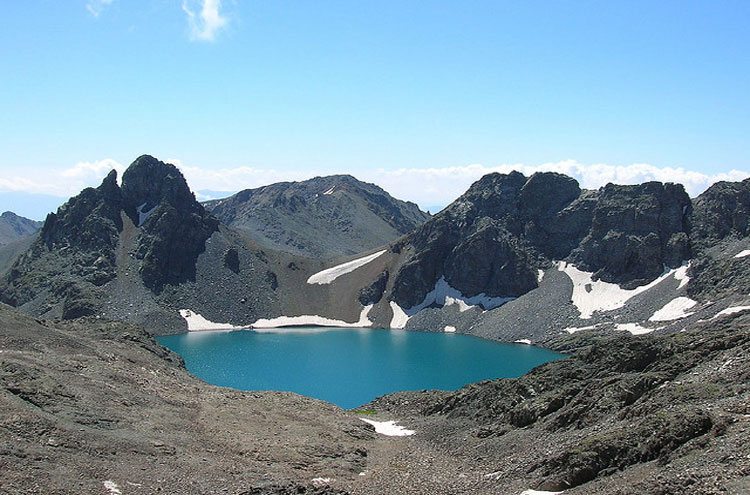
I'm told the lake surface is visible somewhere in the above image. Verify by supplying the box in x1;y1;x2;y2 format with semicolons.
157;327;566;409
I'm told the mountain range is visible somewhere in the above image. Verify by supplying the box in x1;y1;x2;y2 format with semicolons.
2;154;750;494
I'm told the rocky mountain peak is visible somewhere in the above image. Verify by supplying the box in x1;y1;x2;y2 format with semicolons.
205;174;430;259
120;155;200;222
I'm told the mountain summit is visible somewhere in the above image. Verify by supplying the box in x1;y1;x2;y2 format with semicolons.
205;175;430;259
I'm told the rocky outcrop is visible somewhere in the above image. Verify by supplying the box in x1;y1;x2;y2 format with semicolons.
389;172;691;309
685;179;750;300
121;155;218;291
569;182;691;288
205;175;430;259
0;156;219;314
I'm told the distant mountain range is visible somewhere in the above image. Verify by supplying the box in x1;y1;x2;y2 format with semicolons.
0;211;41;246
3;154;750;494
2;154;750;343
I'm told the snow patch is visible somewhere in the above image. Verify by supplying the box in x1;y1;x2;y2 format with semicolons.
673;262;690;289
323;186;336;195
712;305;750;319
520;490;562;495
407;276;514;316
649;296;698;321
311;478;332;487
537;269;545;283
103;481;122;495
179;309;243;331
734;249;750;258
307;250;386;285
615;322;659;335
136;202;156;227
390;302;409;329
560;262;687;319
444;325;456;333
564;324;599;334
515;339;532;345
360;418;415;436
252;305;373;329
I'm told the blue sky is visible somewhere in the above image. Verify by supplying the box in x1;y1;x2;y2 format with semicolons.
1;1;749;217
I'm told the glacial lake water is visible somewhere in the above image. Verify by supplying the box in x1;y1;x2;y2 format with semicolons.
157;327;566;409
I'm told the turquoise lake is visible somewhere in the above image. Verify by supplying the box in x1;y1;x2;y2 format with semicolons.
157;327;566;409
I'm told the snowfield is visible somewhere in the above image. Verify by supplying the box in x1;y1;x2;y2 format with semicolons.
179;310;243;331
307;250;386;285
252;305;373;329
649;296;698;321
712;305;750;319
560;261;690;319
616;322;659;335
360;418;415;436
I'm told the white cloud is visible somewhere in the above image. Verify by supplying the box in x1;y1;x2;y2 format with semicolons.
0;159;125;197
86;0;114;18
1;158;747;214
359;160;749;210
182;0;228;41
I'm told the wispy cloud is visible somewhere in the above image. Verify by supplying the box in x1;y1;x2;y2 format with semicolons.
86;0;114;18
1;159;746;213
182;0;228;41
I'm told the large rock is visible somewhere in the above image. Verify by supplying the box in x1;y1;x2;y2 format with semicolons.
122;156;218;291
569;182;691;287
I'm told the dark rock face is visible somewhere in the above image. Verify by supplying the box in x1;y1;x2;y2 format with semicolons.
685;179;750;299
569;182;691;287
0;155;219;311
205;175;430;259
359;270;389;305
0;172;125;308
123;156;218;292
223;248;240;273
390;173;691;309
690;178;750;249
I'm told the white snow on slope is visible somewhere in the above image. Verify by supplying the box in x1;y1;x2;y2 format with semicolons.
360;418;415;436
649;296;698;321
674;262;690;289
734;249;750;258
560;262;688;319
136;202;156;227
103;481;122;495
388;277;514;328
537;269;545;283
307;250;386;285
252;305;373;329
520;490;562;495
311;478;332;487
417;277;512;313
564;324;599;334
390;302;410;329
179;309;243;331
323;186;336;195
712;305;750;319
444;325;456;333
615;322;659;335
515;339;532;345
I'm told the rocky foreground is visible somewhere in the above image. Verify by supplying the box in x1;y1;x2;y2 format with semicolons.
2;301;749;494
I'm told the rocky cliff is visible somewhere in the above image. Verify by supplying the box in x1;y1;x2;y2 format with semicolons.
387;172;691;311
